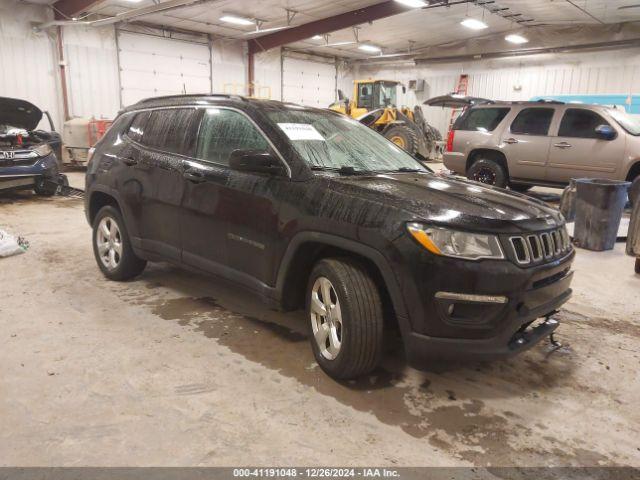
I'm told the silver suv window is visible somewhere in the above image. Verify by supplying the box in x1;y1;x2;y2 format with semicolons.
510;108;554;136
558;108;612;139
455;108;510;132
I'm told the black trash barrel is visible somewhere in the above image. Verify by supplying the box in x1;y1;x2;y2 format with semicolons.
574;179;630;251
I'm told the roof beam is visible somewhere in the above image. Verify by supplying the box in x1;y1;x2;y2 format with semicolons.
53;0;104;20
248;1;412;54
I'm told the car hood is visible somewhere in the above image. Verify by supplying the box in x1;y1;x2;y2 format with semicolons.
328;173;563;233
0;97;43;131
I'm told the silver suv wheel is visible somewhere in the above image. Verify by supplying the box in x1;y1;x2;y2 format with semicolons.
96;216;122;271
310;276;342;360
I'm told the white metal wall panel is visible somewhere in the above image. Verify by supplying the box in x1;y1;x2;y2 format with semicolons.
117;31;211;107
282;56;336;108
0;2;61;131
356;49;640;135
212;39;247;96
63;25;120;120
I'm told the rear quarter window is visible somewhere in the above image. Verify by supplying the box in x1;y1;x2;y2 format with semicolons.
454;107;510;132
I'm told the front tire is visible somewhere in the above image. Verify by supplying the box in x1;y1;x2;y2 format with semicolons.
467;158;508;188
306;258;384;380
92;205;146;281
384;125;419;156
34;177;58;196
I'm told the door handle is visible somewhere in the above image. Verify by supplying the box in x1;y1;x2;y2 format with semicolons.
122;157;137;166
183;170;206;183
503;138;519;145
553;142;572;149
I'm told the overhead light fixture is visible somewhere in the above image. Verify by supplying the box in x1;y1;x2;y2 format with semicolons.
460;18;488;30
311;35;323;40
394;0;427;7
317;41;356;48
358;44;382;53
505;34;529;44
220;14;254;26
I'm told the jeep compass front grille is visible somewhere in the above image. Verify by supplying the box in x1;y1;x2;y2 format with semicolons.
508;228;571;265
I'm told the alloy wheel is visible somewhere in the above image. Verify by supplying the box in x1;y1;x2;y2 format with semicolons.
310;276;343;360
96;216;123;271
474;167;497;185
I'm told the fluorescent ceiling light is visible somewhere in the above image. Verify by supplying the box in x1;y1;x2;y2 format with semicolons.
358;44;382;53
394;0;427;7
244;26;288;36
505;34;529;44
311;35;323;40
460;18;488;30
220;14;254;26
317;41;356;47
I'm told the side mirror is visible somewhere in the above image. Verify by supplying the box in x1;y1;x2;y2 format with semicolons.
229;150;284;175
595;124;616;140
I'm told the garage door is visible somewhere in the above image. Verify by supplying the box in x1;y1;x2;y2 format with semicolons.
117;31;211;107
282;55;336;108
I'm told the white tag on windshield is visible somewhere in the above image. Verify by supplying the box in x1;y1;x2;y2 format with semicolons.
277;123;325;141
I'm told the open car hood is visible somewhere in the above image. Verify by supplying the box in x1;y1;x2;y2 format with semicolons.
0;97;43;131
423;94;493;108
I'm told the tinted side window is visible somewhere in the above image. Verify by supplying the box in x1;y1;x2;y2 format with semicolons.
558;108;611;139
142;108;199;156
196;108;270;166
127;111;150;142
510;108;554;136
455;108;510;132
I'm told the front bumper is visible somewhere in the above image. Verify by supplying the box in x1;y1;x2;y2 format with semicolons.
391;234;575;365
0;153;58;191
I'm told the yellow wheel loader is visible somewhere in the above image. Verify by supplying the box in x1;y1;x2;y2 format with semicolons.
329;80;441;160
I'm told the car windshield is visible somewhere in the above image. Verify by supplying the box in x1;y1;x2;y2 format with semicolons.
607;108;640;136
265;108;428;174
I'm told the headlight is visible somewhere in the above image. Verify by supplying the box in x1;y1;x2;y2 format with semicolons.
406;223;504;260
34;144;53;157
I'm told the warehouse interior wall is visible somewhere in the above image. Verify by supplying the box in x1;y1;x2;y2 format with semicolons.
0;0;62;131
62;25;120;121
354;49;640;136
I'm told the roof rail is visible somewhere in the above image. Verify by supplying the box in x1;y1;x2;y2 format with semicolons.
135;93;246;105
535;99;565;105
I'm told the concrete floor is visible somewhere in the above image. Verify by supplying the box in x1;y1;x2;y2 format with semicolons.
1;172;639;467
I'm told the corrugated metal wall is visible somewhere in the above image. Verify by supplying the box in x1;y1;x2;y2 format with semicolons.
63;25;120;120
356;49;640;136
0;1;62;131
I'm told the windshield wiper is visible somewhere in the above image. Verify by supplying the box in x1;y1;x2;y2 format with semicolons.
310;165;371;176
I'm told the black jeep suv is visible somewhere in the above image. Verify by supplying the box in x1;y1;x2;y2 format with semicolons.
85;94;574;380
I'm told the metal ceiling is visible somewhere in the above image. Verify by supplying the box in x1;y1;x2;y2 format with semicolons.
36;0;640;59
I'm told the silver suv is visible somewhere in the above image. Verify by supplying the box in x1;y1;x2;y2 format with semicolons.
443;100;640;192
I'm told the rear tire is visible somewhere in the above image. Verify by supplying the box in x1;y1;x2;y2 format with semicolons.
306;258;384;380
467;158;508;188
92;205;146;281
384;125;419;156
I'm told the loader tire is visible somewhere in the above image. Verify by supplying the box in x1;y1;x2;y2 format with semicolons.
384;126;419;156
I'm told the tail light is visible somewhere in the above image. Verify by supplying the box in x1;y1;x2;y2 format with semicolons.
445;129;455;152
